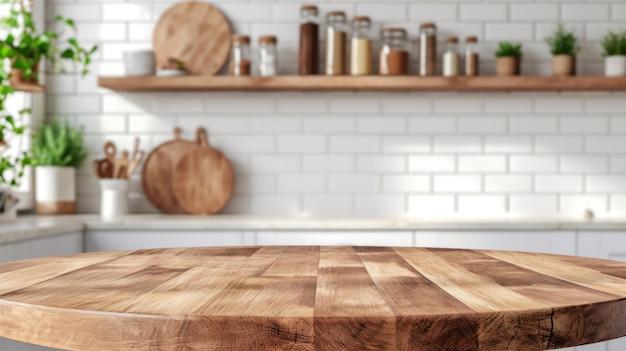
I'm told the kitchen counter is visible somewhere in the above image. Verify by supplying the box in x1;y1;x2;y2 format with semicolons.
0;216;84;245
3;214;626;246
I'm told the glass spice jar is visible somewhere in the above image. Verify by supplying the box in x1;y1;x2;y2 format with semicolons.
325;11;348;75
299;5;319;75
419;22;437;76
465;36;479;76
258;35;278;77
443;36;460;77
379;28;409;76
230;35;251;76
350;16;373;76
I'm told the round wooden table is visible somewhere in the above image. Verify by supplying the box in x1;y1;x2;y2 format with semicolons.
1;247;626;351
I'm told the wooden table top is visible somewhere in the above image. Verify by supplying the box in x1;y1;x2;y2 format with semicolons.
1;247;626;351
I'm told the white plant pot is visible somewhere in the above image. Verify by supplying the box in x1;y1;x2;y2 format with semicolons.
35;166;76;215
605;56;626;77
123;50;155;76
100;179;129;219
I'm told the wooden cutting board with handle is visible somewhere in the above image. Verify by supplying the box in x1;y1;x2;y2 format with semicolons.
172;129;234;215
142;128;200;214
153;1;231;75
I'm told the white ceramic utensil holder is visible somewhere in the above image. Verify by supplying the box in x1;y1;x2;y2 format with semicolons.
605;56;626;76
100;179;130;219
123;50;155;76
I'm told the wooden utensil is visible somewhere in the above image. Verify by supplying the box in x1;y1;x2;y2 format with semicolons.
127;137;145;178
115;151;129;179
153;1;231;76
93;159;114;179
103;141;116;164
141;128;201;214
172;129;234;215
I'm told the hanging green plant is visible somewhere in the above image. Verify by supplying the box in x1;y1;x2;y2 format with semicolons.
0;0;96;189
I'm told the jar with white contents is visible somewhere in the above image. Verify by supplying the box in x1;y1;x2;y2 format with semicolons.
443;36;460;77
350;16;373;76
258;36;278;77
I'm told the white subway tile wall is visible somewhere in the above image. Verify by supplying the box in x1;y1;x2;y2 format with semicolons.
48;0;626;218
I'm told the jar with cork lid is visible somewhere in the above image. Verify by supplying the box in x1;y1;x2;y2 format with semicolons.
350;16;373;76
258;35;278;77
419;22;437;76
443;36;460;77
299;5;319;75
379;28;409;76
465;36;479;76
230;35;251;76
325;11;348;75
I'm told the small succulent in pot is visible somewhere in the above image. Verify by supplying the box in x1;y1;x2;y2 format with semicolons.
602;31;626;76
495;42;522;76
546;23;581;76
31;118;87;215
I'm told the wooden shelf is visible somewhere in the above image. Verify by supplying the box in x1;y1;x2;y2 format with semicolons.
12;82;45;93
98;75;626;92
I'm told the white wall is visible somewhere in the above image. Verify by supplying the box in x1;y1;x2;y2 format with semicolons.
46;0;626;218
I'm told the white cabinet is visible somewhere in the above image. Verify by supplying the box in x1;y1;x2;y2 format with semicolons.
256;231;414;247
86;230;253;252
0;232;83;351
0;232;83;263
415;231;577;255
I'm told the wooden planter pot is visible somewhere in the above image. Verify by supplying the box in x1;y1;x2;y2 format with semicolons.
496;57;520;76
552;55;576;76
10;60;39;85
35;166;76;215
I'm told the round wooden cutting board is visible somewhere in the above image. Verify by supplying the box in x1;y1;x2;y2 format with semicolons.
153;1;231;75
172;129;234;215
141;128;199;214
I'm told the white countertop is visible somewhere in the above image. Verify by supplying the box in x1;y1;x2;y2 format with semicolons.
3;214;626;246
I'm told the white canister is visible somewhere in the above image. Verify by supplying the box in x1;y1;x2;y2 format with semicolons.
100;179;130;219
605;56;626;77
35;166;76;215
123;50;156;76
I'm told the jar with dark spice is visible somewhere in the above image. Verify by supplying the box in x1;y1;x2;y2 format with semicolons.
298;5;319;75
419;22;437;76
379;28;409;76
465;36;479;76
230;35;251;76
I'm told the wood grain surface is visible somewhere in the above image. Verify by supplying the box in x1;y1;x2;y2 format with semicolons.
153;1;231;75
98;75;626;92
172;129;234;215
1;247;626;351
141;128;199;214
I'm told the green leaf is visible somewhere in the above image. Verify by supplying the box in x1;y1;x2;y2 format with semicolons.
65;19;75;30
12;56;29;69
60;48;74;59
68;38;79;49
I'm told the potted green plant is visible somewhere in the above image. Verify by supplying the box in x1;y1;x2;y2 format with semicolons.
31;118;87;215
546;23;580;76
495;42;522;76
602;31;626;76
